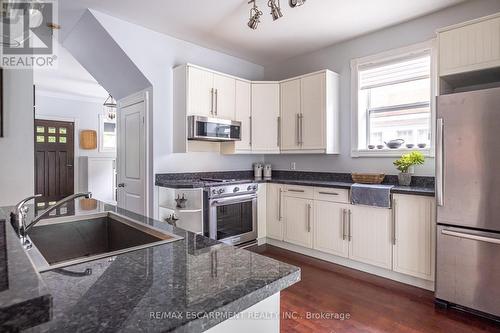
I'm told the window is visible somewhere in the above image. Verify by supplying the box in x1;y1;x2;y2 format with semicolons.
99;114;116;153
352;42;434;155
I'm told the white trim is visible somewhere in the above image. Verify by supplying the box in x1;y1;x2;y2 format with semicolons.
436;12;500;33
350;40;436;158
264;238;435;291
98;114;117;154
34;114;81;192
117;89;152;217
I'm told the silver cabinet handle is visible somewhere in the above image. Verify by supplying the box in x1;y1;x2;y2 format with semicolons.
278;188;283;220
288;189;305;193
318;191;339;196
342;208;346;240
299;114;304;145
296;114;300;145
436;118;444;206
392;197;396;245
210;88;214;115
277;116;281;147
348;209;352;241
249;116;252;146
307;203;312;232
214;89;218;115
442;229;500;245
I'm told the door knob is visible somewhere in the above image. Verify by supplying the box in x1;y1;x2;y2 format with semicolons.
117;183;126;188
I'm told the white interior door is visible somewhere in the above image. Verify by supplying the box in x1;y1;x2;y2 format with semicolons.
117;94;147;215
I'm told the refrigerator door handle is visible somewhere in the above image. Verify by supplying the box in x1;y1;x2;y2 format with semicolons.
442;229;500;245
436;118;444;206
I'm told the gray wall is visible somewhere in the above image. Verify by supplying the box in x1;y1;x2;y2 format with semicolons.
263;0;500;176
0;69;35;206
90;10;266;176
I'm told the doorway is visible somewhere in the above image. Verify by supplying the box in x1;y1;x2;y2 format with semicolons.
34;119;75;203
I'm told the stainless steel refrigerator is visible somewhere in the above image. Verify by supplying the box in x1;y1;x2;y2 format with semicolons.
435;86;500;319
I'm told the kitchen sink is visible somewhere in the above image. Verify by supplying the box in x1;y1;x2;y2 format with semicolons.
26;212;183;272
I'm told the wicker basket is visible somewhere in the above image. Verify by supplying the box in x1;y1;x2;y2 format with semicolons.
351;173;385;184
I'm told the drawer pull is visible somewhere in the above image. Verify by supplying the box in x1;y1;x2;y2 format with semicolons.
288;189;305;193
318;191;339;196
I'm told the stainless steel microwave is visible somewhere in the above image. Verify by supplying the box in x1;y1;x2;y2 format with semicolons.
187;116;241;142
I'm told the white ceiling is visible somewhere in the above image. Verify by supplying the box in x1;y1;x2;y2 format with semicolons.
60;0;465;65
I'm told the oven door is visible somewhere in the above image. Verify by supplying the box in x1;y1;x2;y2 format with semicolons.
209;194;257;245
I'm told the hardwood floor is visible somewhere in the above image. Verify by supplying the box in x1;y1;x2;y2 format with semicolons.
249;244;500;333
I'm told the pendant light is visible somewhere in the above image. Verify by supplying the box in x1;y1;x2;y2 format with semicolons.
103;94;117;120
247;0;263;30
268;0;283;21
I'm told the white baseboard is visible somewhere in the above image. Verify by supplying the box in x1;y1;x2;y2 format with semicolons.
263;238;435;291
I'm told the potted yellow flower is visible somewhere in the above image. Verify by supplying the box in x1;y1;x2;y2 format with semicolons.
393;151;425;186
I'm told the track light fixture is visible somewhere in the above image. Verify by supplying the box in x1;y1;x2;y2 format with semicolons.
247;0;263;30
268;0;283;21
289;0;306;8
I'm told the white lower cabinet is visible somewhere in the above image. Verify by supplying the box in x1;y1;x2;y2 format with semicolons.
266;183;284;241
313;201;349;258
283;196;313;248
392;194;435;280
348;205;393;270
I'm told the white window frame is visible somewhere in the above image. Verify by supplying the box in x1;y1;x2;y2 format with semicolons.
350;40;437;157
98;114;117;153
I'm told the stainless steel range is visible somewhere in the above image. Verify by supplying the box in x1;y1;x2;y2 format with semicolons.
203;181;258;247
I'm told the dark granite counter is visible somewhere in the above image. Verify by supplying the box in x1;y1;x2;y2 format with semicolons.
155;171;435;197
0;201;300;332
0;208;52;332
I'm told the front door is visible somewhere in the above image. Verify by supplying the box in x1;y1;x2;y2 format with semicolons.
34;119;75;203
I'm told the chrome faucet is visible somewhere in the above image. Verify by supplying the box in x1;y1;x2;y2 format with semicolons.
15;192;92;249
24;192;92;233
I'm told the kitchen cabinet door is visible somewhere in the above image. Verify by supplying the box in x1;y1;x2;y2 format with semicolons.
313;201;349;258
301;73;326;150
439;14;500;77
348;205;392;269
251;83;280;153
266;183;284;241
283;196;313;248
234;80;252;151
280;79;301;151
393;194;435;280
187;66;214;117
213;73;236;120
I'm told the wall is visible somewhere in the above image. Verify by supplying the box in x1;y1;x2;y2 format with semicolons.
89;9;265;176
0;69;34;206
263;0;500;176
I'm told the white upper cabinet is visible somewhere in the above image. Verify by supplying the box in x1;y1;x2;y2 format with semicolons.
187;66;215;117
213;73;236;120
438;13;500;77
393;194;436;281
233;80;252;151
280;71;339;154
280;79;301;151
251;83;280;153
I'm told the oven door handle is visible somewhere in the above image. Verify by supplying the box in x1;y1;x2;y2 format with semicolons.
211;194;257;206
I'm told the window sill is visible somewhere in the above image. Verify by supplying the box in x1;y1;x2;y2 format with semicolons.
351;148;434;158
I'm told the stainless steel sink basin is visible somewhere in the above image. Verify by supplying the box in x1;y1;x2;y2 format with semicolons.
26;212;183;272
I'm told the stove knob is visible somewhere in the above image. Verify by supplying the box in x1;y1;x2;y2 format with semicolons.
233;187;240;193
247;185;252;191
212;189;217;195
252;185;258;190
217;188;225;194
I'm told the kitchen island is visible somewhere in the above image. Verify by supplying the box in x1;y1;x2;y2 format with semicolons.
0;200;300;332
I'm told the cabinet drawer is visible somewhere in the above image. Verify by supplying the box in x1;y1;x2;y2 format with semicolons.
313;188;349;203
283;185;314;199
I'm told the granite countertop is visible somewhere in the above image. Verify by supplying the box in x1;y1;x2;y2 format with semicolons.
155;171;435;197
0;201;300;332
